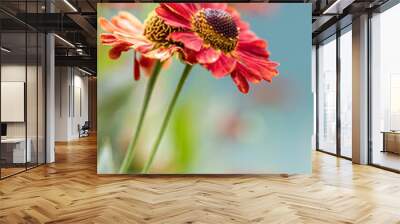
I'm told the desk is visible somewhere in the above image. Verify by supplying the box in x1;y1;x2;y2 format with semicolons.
382;131;400;154
1;138;31;163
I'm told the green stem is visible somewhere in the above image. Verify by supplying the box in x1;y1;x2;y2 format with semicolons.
119;60;163;173
142;64;193;173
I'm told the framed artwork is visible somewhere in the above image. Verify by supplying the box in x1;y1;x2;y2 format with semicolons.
97;3;312;174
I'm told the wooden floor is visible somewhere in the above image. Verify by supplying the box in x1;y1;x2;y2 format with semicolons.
373;150;400;171
1;135;400;224
1;167;26;178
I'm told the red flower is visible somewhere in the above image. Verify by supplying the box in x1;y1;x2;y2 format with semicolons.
156;3;279;94
99;11;182;80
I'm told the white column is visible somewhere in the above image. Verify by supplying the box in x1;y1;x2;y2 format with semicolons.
55;67;73;141
46;32;55;163
352;14;369;164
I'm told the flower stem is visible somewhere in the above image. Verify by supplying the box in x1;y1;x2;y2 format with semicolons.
142;64;193;173
119;60;163;173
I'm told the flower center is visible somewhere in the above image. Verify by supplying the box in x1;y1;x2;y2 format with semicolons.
193;8;239;53
143;13;182;48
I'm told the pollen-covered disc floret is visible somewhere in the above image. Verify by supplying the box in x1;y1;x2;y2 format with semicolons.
193;8;239;53
144;13;183;48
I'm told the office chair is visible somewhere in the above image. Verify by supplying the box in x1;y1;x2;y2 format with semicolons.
79;121;90;138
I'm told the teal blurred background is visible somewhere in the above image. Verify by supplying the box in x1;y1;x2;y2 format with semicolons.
97;3;312;174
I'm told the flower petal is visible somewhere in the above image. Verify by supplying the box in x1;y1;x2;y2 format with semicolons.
109;42;132;60
139;55;156;76
235;62;263;83
99;17;117;33
161;3;197;20
103;32;153;54
100;33;118;45
100;12;144;37
111;16;141;35
134;52;140;81
231;72;249;94
226;7;249;31
155;5;192;29
238;53;279;81
238;30;258;42
144;46;178;61
204;54;236;78
168;32;203;51
259;62;279;82
237;39;269;59
118;11;144;31
196;47;220;64
135;43;154;54
180;48;198;65
113;31;147;42
236;51;279;83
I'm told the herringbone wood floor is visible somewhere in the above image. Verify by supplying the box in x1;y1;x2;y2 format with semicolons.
1;135;400;224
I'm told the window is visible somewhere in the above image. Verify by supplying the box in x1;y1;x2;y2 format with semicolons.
339;28;352;158
317;35;337;154
316;26;353;159
371;3;400;171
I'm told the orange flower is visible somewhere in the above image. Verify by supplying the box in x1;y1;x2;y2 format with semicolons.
99;11;181;80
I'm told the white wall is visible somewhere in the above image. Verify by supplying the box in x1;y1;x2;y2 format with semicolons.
72;73;89;138
1;82;25;122
1;65;38;137
55;66;69;141
1;65;27;141
55;67;89;141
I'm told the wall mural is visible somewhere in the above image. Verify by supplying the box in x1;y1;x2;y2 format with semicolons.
97;3;312;174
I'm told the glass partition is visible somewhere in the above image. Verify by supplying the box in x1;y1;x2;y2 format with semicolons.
27;31;38;169
0;1;46;179
1;30;28;177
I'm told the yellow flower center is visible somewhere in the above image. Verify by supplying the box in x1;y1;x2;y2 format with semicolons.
143;12;183;48
193;8;239;53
